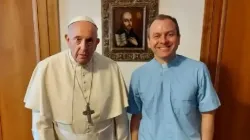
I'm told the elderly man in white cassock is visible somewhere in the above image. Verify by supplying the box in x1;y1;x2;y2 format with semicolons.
24;16;129;140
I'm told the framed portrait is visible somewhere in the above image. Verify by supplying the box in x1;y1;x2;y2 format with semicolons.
101;0;159;61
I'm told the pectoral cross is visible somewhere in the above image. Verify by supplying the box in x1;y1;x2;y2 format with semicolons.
83;103;95;123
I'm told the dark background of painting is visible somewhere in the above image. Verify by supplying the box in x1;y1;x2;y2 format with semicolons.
112;7;144;48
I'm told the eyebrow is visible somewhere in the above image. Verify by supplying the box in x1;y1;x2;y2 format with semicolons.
166;29;177;33
86;37;93;42
124;18;131;21
153;30;176;35
73;36;82;39
73;36;94;41
152;33;161;36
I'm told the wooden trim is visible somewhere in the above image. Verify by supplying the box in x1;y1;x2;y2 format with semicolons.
32;0;41;62
200;0;215;64
47;0;60;55
0;117;2;140
214;0;228;90
32;0;60;61
200;0;226;87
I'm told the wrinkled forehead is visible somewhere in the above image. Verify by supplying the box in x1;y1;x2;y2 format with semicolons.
68;21;98;38
149;19;177;35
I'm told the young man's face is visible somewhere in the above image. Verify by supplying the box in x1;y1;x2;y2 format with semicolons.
148;19;180;62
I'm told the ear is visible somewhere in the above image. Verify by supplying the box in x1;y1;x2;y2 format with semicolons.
93;38;100;51
65;34;69;43
96;38;100;45
177;35;181;45
65;34;72;49
147;37;151;49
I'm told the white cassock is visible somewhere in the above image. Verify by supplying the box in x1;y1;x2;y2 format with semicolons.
24;49;129;140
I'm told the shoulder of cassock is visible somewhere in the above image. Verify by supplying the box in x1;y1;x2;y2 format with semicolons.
23;50;67;111
23;50;128;119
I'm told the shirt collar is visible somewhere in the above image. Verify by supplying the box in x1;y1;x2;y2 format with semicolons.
152;54;180;69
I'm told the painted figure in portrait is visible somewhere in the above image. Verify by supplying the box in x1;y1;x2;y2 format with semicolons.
114;8;143;48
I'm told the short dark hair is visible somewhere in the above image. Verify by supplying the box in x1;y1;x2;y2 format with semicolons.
147;14;180;38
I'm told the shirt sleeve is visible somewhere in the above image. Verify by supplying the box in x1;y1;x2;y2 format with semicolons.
127;72;142;114
197;63;221;112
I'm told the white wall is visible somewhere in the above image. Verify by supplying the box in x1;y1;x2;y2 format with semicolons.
59;0;205;86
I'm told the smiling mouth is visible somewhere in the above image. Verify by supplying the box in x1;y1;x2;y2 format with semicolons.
157;45;172;50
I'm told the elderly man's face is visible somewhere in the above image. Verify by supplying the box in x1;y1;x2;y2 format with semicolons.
122;12;132;31
65;21;100;64
148;19;180;62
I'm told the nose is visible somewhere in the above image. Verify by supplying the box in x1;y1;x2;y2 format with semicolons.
129;21;132;26
159;36;168;44
79;40;87;50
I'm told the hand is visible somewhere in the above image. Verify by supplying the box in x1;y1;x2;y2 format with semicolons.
128;37;138;46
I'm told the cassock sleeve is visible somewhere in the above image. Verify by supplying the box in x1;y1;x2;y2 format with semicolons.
114;109;129;140
127;71;142;114
197;63;221;113
24;62;56;140
32;111;40;140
